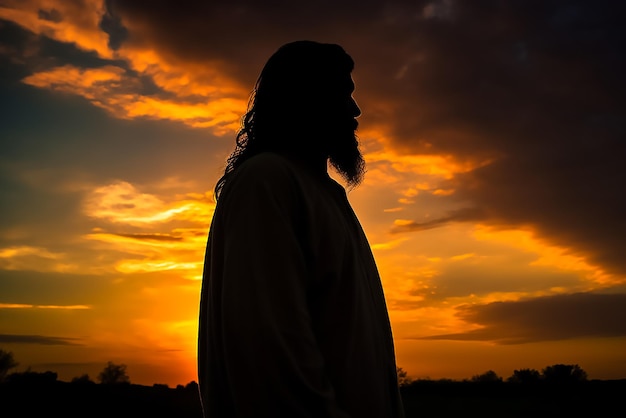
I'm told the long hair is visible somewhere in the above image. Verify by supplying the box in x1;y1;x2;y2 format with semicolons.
214;40;355;198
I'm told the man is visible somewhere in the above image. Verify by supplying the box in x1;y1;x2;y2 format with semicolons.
198;40;404;418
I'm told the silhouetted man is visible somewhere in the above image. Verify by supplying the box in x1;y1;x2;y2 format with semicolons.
198;40;404;418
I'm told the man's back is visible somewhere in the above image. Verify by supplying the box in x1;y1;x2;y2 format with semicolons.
198;152;403;417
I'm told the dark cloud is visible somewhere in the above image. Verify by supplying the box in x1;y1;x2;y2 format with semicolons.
115;233;183;242
100;0;128;51
425;264;584;301
416;292;626;344
0;18;127;79
391;207;485;233
106;0;410;82
37;8;63;23
101;1;626;279
0;334;83;345
3;1;625;279
381;1;626;278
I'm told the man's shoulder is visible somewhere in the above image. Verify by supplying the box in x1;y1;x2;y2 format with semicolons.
222;152;302;198
222;152;342;203
234;152;299;181
239;152;293;172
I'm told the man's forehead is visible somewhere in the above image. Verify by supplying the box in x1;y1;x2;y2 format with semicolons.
321;72;355;92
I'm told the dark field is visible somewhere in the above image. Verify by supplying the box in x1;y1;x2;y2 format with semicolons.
1;378;624;417
400;379;624;417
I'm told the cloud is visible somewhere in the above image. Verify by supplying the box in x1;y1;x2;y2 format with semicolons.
0;334;83;345
21;63;244;132
416;292;626;344
0;245;78;273
368;1;626;279
1;2;247;134
83;181;214;225
0;303;90;309
391;208;485;233
114;233;183;242
85;229;206;279
99;2;625;283
80;181;213;279
0;0;112;58
2;0;624;284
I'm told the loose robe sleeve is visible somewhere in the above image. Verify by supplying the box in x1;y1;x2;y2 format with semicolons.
201;155;351;418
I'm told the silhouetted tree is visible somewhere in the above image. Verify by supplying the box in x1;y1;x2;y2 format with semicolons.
6;370;57;384
396;367;413;387
97;361;130;384
0;349;18;382
542;364;587;383
470;370;502;383
71;373;95;385
185;381;198;390
507;368;541;384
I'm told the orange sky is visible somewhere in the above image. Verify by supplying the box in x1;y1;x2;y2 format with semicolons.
1;0;625;387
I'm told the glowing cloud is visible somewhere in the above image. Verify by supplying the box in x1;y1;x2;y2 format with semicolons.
81;180;213;279
83;181;214;225
0;245;79;273
1;1;248;134
0;304;92;310
473;225;617;287
22;65;245;133
0;0;112;58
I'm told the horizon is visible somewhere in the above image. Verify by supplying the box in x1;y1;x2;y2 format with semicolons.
3;349;613;387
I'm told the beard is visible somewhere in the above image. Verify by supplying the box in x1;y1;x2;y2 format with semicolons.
328;128;365;189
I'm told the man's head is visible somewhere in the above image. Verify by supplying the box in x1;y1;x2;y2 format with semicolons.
218;41;364;195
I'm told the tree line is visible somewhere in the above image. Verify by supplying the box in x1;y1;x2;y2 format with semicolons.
397;363;589;387
0;347;592;388
0;348;201;389
1;349;137;385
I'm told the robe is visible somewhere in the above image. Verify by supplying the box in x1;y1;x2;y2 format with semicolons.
198;152;404;418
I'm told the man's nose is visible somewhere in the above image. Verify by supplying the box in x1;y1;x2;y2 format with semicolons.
351;98;361;118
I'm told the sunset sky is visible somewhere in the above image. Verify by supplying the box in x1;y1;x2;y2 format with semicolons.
1;0;625;387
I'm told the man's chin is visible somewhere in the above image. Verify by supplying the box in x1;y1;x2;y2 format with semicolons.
329;136;365;188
